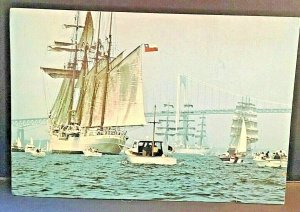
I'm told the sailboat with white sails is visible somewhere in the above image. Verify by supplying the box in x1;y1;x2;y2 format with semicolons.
219;99;258;163
41;11;146;154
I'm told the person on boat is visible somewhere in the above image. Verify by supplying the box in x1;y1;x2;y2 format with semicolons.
36;149;40;153
279;150;285;158
153;144;159;156
232;153;239;163
143;143;151;156
259;152;265;159
274;152;281;159
265;151;270;158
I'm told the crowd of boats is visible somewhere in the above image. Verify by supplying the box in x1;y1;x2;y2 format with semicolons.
12;11;288;168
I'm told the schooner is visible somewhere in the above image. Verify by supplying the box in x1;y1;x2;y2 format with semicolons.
41;11;146;154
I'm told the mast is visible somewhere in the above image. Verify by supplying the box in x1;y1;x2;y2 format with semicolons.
88;12;102;127
155;103;175;146
150;105;158;156
180;104;195;148
77;37;89;124
68;11;80;124
100;12;113;127
175;75;180;141
196;114;206;147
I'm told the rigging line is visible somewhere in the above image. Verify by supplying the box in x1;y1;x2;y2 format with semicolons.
184;75;292;107
41;71;49;115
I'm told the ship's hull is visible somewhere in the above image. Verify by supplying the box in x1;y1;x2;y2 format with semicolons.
80;134;126;155
254;158;287;168
50;135;82;154
50;134;126;155
11;147;25;152
174;147;209;155
125;150;177;165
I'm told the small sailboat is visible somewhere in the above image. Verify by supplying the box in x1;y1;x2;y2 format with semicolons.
25;137;36;153
219;99;259;163
31;148;46;157
125;105;177;165
11;137;25;152
83;148;102;157
219;117;247;164
31;141;46;157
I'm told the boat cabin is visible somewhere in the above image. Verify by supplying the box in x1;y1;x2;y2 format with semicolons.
132;140;163;157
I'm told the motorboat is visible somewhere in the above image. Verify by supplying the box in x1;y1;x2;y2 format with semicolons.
125;140;176;165
83;148;102;157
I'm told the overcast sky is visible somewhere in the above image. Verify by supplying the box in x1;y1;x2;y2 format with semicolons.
10;8;300;150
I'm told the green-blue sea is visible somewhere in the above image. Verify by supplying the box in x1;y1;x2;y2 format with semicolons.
11;152;287;204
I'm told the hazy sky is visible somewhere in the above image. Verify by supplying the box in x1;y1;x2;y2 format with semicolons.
10;8;300;150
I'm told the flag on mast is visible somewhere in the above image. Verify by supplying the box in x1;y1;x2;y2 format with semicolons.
144;44;158;52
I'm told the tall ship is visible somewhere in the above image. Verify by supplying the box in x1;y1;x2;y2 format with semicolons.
228;98;258;156
155;103;176;147
220;98;258;161
174;104;196;153
41;11;146;154
173;74;210;155
194;114;210;155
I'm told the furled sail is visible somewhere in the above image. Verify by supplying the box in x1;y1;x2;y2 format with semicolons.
78;11;94;49
78;59;107;127
79;52;124;127
103;46;146;127
50;79;73;125
41;67;80;79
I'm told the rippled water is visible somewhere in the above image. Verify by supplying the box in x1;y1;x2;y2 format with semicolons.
11;152;287;204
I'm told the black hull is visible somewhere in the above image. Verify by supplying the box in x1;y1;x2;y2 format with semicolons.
11;148;25;152
52;150;83;154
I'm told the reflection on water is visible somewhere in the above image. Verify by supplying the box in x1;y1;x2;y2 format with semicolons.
12;153;286;204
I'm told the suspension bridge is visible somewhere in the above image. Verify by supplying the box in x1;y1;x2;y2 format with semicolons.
11;106;292;143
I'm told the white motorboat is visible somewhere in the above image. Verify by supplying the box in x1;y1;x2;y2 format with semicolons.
125;147;176;165
253;151;287;168
125;106;177;166
265;158;287;168
83;148;102;157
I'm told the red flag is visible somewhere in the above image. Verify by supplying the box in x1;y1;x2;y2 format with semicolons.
144;44;158;52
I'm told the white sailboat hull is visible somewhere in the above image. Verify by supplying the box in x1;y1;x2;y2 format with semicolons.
31;151;46;157
175;147;209;155
25;146;36;153
83;150;102;157
125;150;177;165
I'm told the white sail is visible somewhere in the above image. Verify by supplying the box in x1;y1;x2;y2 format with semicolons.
79;52;124;127
78;11;94;49
30;137;34;145
236;118;247;154
103;46;146;127
55;79;73;125
16;138;22;148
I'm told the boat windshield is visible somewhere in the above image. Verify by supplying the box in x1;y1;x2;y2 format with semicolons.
137;141;163;156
